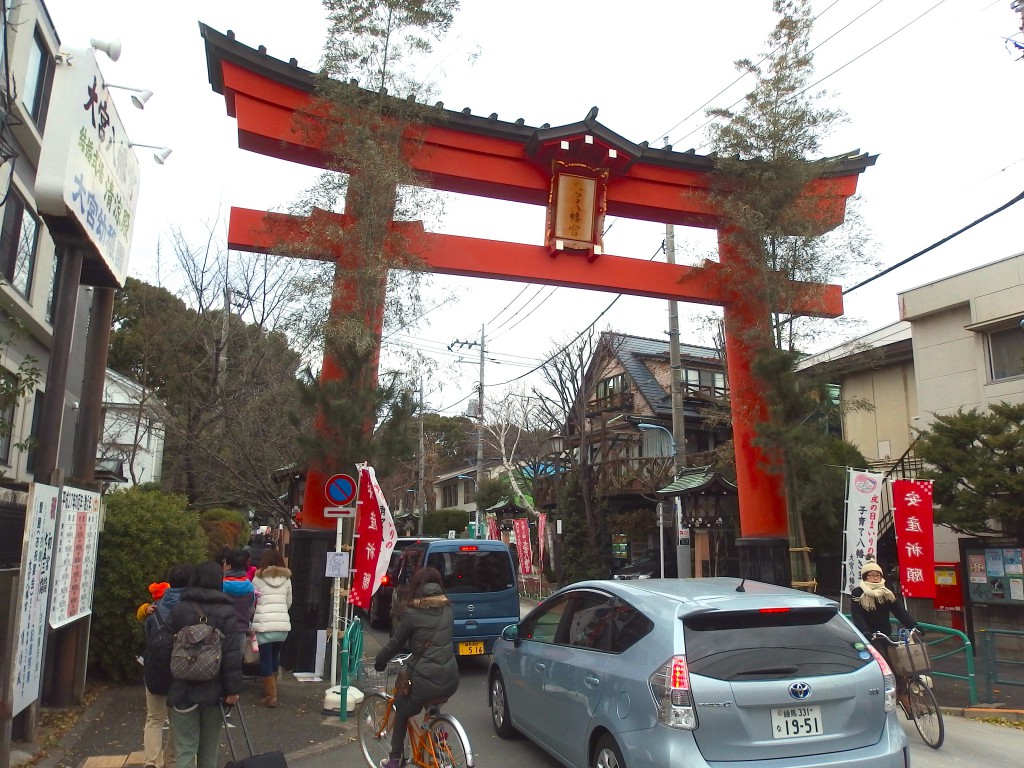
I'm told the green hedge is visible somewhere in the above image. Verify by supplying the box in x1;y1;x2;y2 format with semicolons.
90;487;207;681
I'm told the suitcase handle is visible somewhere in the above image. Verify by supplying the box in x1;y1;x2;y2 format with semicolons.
221;701;255;760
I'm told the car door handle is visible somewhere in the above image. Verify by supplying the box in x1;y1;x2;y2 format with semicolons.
584;675;600;687
534;663;546;672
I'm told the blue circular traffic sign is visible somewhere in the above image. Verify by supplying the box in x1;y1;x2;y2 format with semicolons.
325;473;357;505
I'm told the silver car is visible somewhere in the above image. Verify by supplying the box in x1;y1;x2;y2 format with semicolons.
488;578;909;768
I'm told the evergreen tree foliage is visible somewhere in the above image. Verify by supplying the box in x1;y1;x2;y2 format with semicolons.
108;277;303;522
282;1;460;483
704;0;875;581
915;402;1024;544
90;487;207;681
557;472;608;584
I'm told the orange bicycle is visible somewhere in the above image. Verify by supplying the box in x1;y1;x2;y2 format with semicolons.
356;654;473;768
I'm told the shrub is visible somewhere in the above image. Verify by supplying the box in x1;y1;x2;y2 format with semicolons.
424;509;471;537
199;507;249;558
90;487;207;681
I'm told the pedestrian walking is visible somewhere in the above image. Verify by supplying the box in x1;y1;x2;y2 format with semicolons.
250;550;292;707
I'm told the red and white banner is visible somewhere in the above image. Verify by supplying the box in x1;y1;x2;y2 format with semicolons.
892;479;935;598
348;466;397;609
512;518;533;575
486;514;499;541
843;469;884;594
537;513;547;574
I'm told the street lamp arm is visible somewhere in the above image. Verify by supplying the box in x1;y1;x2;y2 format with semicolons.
637;422;677;455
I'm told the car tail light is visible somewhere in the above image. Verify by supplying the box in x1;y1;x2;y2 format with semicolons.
866;644;898;713
458;545;479;551
380;574;391;586
649;656;697;730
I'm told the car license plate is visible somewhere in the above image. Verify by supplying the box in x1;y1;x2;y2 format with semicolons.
458;641;484;656
771;705;823;739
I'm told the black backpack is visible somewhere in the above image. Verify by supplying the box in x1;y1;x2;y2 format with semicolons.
143;607;174;695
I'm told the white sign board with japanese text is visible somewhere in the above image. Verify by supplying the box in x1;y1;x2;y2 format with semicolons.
49;488;102;628
842;469;884;595
11;483;60;716
36;48;140;286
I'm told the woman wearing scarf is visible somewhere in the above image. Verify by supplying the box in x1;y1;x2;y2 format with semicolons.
851;558;919;713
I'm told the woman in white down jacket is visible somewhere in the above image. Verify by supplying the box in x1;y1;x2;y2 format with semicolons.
251;549;292;707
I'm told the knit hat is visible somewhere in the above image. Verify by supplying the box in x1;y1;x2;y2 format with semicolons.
148;581;170;600
860;559;883;578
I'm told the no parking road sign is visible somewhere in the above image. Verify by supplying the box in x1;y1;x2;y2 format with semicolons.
324;473;357;517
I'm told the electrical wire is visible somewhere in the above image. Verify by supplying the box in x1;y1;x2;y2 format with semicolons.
843;187;1024;295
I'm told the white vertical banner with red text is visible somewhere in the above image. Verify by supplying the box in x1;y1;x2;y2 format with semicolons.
348;466;397;610
843;469;884;594
537;513;547;576
892;479;935;598
512;518;534;575
486;514;499;541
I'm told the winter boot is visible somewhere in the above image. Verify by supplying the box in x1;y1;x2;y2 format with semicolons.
261;676;278;707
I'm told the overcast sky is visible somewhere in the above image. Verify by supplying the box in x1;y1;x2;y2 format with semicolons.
46;0;1024;414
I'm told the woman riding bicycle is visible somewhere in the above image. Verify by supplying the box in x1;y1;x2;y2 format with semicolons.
374;566;460;768
851;559;919;706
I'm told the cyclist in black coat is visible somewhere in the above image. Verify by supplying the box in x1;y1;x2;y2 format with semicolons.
165;560;243;768
374;567;459;768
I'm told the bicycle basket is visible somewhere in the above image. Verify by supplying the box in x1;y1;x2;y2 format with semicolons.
888;637;932;676
354;657;401;692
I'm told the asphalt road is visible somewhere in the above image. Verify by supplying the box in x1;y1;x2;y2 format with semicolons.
303;619;1024;768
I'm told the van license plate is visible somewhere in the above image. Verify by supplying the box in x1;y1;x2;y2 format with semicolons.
771;705;823;739
458;641;484;656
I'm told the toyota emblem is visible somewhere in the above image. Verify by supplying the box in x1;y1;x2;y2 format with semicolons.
789;682;811;700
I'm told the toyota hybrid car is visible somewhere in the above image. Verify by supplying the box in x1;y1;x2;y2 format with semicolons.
488;578;908;768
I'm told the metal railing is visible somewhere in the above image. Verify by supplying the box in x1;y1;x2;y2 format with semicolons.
866;617;979;705
978;628;1024;705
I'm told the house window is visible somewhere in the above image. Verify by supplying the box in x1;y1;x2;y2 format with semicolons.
0;372;15;465
988;325;1024;381
21;27;54;129
442;484;458;509
45;254;58;321
1;190;39;298
596;373;628;400
681;368;727;397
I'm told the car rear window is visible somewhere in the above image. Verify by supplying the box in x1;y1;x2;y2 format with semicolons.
683;607;870;680
426;550;514;593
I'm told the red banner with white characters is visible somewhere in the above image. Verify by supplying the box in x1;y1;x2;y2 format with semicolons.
537;513;546;574
892;479;935;599
486;514;499;541
348;466;397;609
512;518;533;575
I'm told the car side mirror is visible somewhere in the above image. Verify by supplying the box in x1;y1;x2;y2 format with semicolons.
501;624;520;645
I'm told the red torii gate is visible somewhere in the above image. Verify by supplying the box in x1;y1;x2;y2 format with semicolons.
201;25;874;581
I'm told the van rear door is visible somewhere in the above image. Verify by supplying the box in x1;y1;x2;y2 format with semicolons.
426;543;519;654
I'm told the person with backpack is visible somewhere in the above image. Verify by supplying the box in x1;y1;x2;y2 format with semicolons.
141;563;192;768
250;549;292;708
165;560;243;768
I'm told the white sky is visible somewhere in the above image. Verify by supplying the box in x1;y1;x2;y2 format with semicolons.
45;0;1024;415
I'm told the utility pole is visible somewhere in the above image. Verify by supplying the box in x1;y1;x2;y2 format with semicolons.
448;326;486;539
417;379;425;535
475;325;485;539
664;138;689;577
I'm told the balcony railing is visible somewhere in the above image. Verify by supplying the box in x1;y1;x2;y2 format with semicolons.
587;391;633;414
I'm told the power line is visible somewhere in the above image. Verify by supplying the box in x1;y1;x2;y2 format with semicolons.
843;187;1024;295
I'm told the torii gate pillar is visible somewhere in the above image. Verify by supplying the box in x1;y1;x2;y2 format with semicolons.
201;25;875;585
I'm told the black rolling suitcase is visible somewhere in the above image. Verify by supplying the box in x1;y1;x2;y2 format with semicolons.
221;702;288;768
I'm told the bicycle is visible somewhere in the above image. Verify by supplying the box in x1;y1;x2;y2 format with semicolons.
356;653;474;768
872;629;944;749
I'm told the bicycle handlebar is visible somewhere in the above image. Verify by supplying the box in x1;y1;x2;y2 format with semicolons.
871;628;922;645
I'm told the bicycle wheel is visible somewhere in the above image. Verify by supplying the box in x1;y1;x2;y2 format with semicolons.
907;676;944;749
428;713;474;768
357;692;395;767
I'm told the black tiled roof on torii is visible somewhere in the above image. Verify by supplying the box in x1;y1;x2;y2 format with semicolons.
199;23;876;179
